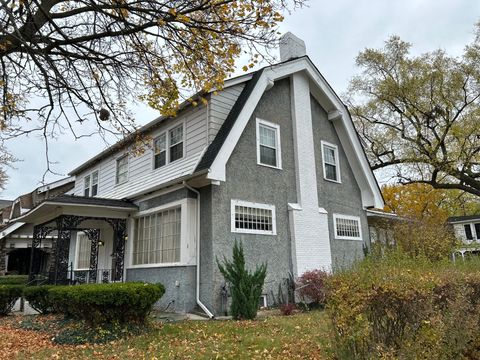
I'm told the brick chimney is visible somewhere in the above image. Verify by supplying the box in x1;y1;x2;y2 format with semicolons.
279;32;306;62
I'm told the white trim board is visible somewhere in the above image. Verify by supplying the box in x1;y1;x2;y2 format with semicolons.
206;56;384;209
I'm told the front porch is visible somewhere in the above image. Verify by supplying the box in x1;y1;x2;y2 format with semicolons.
13;195;137;285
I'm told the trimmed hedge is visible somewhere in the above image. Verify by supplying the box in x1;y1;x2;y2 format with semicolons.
49;282;165;325
0;275;28;285
327;253;480;359
0;285;23;315
23;285;56;314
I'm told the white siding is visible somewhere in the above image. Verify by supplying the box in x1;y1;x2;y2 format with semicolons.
208;84;245;143
73;104;208;199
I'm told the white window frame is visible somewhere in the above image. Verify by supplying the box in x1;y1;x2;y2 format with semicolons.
152;122;186;170
231;199;277;235
129;199;191;268
83;170;99;197
321;140;341;183
74;231;91;271
256;118;282;170
333;213;362;241
115;154;129;185
463;222;480;241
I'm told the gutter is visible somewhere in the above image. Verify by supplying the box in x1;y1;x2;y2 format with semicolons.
183;181;215;319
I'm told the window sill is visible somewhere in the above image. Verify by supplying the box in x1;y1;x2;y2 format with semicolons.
335;237;363;241
232;229;277;236
127;262;195;269
257;162;282;171
324;177;342;184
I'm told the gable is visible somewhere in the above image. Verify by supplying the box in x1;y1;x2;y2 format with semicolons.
197;56;384;209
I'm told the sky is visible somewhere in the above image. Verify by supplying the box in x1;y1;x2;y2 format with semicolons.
2;0;479;199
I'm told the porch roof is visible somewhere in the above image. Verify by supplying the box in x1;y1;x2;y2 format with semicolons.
12;195;137;225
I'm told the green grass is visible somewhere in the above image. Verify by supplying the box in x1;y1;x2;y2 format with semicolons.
21;310;332;359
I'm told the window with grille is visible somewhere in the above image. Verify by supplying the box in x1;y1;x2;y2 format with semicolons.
83;170;99;197
334;214;362;240
169;124;184;162
256;119;281;169
154;133;167;169
116;155;128;184
231;200;276;235
76;233;91;270
133;207;181;265
321;141;340;182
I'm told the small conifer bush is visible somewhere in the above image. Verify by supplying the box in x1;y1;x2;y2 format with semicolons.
217;240;267;320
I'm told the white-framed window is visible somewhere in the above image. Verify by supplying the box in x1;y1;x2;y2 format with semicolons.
321;141;341;183
256;118;282;169
116;155;128;184
153;123;184;170
464;223;480;241
132;206;182;265
75;232;91;270
333;214;362;240
83;170;99;197
153;133;167;169
169;124;184;162
231;199;276;235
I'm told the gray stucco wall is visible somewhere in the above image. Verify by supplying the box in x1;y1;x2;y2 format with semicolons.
126;266;196;313
128;187;198;313
201;79;298;315
310;96;369;270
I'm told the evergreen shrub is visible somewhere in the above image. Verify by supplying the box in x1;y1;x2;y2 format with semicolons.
217;240;267;320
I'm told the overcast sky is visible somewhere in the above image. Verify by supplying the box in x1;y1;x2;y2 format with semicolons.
2;0;479;199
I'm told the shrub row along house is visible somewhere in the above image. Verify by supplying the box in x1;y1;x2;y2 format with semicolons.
0;33;384;316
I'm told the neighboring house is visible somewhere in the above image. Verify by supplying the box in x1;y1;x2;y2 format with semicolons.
448;215;480;260
0;177;74;275
12;33;384;316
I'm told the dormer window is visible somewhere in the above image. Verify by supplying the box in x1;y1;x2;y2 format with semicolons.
83;170;98;197
256;118;282;169
153;123;184;170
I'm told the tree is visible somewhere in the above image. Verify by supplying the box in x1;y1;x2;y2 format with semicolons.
0;0;304;177
348;23;480;197
381;184;465;260
217;240;267;320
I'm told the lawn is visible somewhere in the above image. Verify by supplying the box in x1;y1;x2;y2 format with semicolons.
1;310;332;359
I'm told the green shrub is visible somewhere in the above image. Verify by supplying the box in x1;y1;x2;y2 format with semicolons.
23;285;57;314
217;240;267;320
0;285;23;315
0;275;28;285
326;251;480;359
49;282;165;326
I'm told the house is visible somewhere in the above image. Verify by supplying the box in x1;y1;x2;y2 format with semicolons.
12;33;384;316
448;215;480;260
0;177;74;276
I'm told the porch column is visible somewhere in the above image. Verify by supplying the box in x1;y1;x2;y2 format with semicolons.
111;219;127;282
0;239;5;275
84;228;100;283
29;225;46;281
50;216;72;284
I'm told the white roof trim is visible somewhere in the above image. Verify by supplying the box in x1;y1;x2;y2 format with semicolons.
0;222;25;240
207;57;384;208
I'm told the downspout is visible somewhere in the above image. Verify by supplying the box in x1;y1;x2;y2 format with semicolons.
183;181;214;319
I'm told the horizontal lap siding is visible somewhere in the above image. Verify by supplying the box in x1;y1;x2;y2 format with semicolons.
208;84;245;143
73;105;208;199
